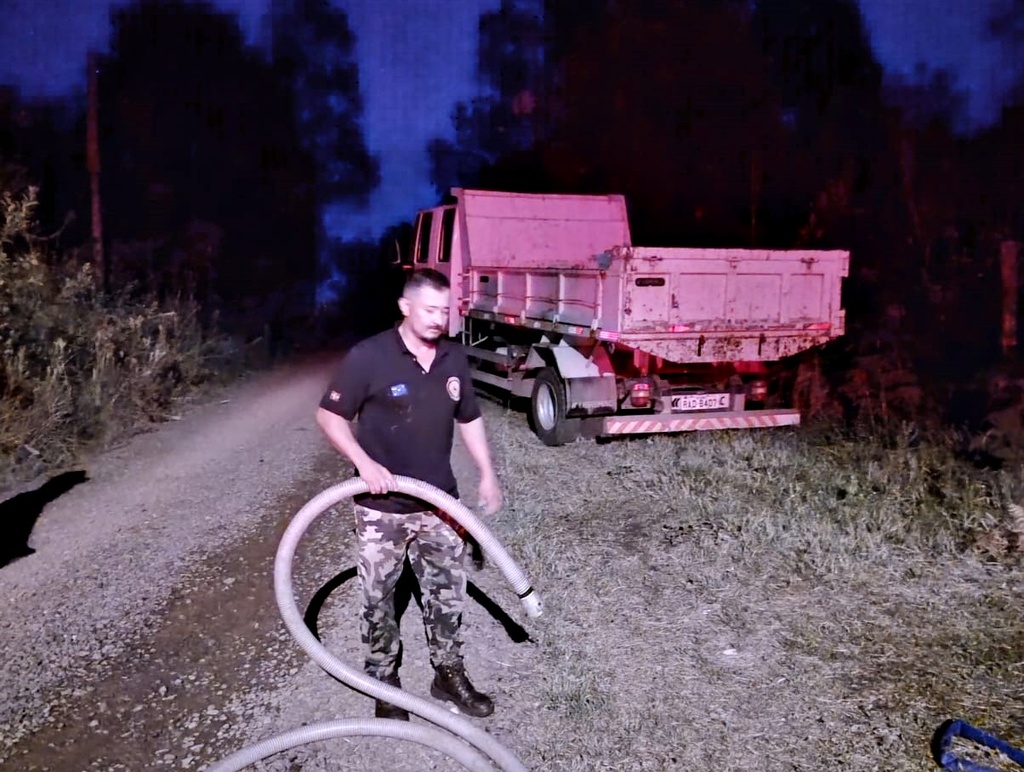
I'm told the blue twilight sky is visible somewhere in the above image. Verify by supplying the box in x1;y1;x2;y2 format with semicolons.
0;0;1019;240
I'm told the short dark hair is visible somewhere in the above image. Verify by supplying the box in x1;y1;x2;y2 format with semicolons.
403;268;450;296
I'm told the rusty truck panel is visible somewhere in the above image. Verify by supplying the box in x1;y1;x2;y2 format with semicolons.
457;189;631;268
454;189;848;364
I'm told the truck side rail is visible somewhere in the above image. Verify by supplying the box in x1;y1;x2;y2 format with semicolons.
463;266;608;330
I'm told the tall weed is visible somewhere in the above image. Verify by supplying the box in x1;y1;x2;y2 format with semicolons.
1;186;222;487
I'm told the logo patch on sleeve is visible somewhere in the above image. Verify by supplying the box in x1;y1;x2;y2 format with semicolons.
446;376;461;401
328;390;341;402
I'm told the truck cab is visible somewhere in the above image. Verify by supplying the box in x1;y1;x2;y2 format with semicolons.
405;204;465;338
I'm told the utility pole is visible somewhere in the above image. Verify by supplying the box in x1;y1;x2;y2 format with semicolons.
86;51;105;293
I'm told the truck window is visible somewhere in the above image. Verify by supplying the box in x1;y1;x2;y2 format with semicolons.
438;208;455;263
415;211;434;263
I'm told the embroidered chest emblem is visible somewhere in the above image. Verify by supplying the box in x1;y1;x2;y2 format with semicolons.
446;376;461;402
390;383;409;398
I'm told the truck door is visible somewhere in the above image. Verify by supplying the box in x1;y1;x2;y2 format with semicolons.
414;211;434;265
413;207;456;280
435;206;456;281
437;206;463;336
413;206;462;336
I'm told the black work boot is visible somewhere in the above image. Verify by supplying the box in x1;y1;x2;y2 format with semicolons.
373;672;410;721
430;661;494;718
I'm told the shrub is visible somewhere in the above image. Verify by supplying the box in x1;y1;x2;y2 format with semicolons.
1;185;220;486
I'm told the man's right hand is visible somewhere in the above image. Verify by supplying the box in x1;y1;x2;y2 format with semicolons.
357;459;396;495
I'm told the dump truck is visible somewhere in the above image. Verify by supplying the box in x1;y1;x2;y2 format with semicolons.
399;189;848;445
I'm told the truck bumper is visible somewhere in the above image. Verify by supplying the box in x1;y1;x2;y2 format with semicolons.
601;409;800;436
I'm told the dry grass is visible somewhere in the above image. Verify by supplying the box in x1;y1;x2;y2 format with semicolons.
1;186;229;489
473;406;1024;771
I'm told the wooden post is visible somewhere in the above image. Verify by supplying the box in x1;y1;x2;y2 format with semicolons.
86;51;105;293
1000;240;1020;358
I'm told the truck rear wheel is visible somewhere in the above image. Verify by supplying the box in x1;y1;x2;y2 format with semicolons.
529;368;581;446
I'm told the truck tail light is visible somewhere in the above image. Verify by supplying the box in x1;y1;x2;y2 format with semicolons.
748;380;768;402
630;381;652;408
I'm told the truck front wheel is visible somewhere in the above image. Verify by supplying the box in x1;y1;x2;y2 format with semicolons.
529;368;581;446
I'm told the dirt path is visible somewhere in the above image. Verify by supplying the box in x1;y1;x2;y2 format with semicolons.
7;357;1021;772
0;357;536;772
0;357;342;770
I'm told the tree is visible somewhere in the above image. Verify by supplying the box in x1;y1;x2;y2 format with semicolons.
318;226;406;338
882;65;973;273
267;0;380;207
0;87;89;243
884;65;969;132
751;0;913;327
99;0;319;335
427;0;546;197
751;0;890;245
981;0;1024;239
540;0;606;61
988;0;1024;105
525;1;793;246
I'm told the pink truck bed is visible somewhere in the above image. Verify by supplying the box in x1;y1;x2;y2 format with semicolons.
454;189;848;364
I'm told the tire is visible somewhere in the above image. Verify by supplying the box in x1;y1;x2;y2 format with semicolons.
529;368;581;446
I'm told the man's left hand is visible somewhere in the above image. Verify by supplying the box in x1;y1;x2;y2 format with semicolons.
477;473;503;516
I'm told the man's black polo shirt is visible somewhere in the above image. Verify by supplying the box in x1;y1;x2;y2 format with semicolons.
319;327;482;513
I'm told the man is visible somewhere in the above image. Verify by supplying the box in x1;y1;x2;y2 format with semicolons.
316;268;503;721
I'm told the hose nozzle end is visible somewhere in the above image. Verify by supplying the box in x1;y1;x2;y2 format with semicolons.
520;588;543;618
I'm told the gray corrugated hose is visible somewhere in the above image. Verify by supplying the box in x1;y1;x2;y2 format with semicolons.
207;475;542;772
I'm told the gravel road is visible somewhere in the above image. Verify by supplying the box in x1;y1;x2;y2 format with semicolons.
0;356;536;772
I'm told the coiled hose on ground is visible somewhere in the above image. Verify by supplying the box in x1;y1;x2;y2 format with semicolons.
208;476;543;772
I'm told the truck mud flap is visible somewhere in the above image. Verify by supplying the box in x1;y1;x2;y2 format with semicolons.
601;409;800;436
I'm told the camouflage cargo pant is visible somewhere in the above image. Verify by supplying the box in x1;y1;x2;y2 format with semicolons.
353;503;467;679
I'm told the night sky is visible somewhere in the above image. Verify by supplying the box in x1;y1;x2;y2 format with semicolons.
0;0;1018;240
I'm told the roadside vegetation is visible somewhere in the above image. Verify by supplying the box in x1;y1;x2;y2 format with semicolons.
476;405;1024;771
0;184;231;490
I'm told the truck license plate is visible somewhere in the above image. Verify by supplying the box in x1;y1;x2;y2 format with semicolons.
671;393;730;412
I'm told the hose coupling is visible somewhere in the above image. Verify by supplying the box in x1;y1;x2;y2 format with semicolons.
518;588;544;618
